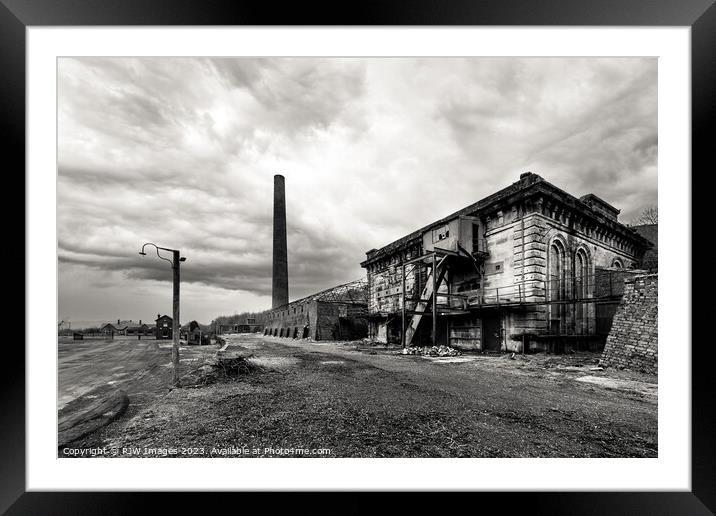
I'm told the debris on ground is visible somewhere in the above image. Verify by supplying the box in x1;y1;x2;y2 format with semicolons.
543;357;558;368
401;345;461;357
180;355;264;387
216;356;263;376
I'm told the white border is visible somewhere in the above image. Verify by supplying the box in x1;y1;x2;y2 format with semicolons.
28;27;690;491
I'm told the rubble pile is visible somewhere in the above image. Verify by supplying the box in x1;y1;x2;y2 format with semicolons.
401;345;461;357
215;356;262;377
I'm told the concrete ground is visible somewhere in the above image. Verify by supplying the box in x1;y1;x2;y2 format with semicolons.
58;333;657;457
58;337;216;410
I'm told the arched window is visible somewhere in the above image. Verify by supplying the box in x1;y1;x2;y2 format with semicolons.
548;238;567;334
612;258;623;268
575;248;590;334
575;248;589;299
549;240;566;301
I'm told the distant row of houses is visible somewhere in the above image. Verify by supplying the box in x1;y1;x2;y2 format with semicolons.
216;318;262;334
99;314;174;339
73;315;265;341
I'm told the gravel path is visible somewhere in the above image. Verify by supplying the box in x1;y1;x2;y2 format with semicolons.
59;334;657;457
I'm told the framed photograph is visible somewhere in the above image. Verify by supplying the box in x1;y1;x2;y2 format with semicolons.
6;0;712;512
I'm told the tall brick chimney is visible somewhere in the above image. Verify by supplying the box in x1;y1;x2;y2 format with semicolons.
272;174;289;308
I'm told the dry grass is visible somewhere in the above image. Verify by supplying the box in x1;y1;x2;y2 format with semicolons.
62;339;657;458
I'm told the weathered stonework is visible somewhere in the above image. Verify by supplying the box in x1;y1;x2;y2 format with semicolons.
360;173;654;352
600;274;658;374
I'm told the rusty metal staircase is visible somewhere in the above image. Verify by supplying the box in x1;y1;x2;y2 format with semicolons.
404;255;448;346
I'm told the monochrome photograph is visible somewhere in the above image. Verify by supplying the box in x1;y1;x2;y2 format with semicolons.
57;56;658;459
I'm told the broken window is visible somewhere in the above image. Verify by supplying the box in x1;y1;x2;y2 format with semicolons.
472;223;481;251
432;225;450;243
485;261;504;275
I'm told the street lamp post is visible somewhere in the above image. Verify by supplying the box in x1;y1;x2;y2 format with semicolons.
139;243;186;386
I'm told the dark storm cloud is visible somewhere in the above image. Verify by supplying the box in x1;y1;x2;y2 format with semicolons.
58;57;657;322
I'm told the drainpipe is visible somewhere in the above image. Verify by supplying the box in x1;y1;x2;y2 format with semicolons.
432;253;437;345
401;261;406;349
521;210;526;301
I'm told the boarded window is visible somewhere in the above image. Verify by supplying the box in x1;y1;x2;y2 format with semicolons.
432;225;450;243
485;261;504;275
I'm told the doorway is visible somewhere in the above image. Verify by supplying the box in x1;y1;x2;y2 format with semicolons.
482;314;503;351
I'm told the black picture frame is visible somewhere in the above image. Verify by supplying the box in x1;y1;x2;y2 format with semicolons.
3;0;712;512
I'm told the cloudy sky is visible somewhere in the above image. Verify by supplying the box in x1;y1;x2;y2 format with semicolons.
58;57;657;327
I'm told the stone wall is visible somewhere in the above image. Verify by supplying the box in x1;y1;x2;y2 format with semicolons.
600;274;658;374
314;301;368;340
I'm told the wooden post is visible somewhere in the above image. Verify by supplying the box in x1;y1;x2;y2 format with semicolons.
446;268;451;309
172;250;181;386
432;253;437;345
401;262;406;348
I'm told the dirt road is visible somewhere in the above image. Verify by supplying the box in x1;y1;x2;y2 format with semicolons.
61;334;658;457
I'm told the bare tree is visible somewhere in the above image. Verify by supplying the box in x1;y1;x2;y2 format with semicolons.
631;206;658;225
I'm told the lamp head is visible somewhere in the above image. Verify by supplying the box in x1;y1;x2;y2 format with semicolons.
139;251;147;256
179;257;187;262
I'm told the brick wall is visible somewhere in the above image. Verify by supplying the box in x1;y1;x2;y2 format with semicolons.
600;274;657;374
264;300;368;341
265;300;313;337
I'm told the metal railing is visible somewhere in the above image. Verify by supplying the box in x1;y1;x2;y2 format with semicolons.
390;269;635;311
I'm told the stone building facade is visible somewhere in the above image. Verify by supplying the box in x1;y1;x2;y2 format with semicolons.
600;274;658;373
360;172;653;352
